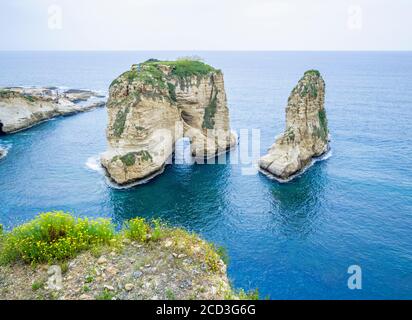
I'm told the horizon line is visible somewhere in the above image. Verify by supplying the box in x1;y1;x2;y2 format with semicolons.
1;49;412;53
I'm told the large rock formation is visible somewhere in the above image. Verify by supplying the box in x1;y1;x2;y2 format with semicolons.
101;59;236;185
0;87;105;133
259;70;329;181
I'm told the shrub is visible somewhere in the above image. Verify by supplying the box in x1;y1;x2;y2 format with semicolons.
96;288;115;300
204;243;223;272
61;261;69;274
225;288;260;300
123;217;149;242
31;280;45;291
165;288;176;300
150;219;163;241
0;211;115;264
214;245;229;265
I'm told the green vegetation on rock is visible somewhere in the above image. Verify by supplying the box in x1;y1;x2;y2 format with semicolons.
167;82;177;102
115;150;153;167
285;128;296;143
294;70;322;98
299;82;318;98
31;280;45;291
202;90;218;129
96;288;115;300
110;58;218;94
0;90;11;99
144;58;217;79
317;109;328;141
23;95;36;103
0;212;226;273
0;90;36;102
304;69;321;77
113;106;130;137
119;152;137;166
0;212;115;264
130;64;167;88
0;212;260;300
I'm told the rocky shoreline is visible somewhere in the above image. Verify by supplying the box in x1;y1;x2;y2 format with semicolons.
0;87;105;134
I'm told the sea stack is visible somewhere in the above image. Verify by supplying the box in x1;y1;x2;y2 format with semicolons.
101;59;236;186
259;70;329;181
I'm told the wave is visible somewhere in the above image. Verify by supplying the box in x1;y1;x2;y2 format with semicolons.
259;148;333;183
85;155;104;173
0;143;12;160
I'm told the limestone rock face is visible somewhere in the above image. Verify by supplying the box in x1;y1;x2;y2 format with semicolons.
0;87;105;133
101;59;236;185
259;70;329;180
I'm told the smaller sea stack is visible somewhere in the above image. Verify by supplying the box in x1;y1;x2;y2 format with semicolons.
259;70;330;181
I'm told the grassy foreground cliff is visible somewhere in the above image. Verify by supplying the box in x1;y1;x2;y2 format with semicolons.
0;212;257;300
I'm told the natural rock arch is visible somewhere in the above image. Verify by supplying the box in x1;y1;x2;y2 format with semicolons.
101;59;236;186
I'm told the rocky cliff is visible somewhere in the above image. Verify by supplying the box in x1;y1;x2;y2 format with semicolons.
0;87;105;133
0;212;255;300
259;70;329;180
101;59;236;186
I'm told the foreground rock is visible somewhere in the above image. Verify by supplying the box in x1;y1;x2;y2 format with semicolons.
0;87;105;133
0;234;234;300
259;70;329;180
101;59;236;186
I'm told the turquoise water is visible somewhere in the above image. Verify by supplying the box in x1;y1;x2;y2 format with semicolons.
0;52;411;299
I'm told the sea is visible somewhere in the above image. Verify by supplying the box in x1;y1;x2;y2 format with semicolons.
0;51;411;299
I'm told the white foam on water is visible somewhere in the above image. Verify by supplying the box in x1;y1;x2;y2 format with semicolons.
0;143;12;160
259;148;333;183
85;155;104;173
84;154;165;189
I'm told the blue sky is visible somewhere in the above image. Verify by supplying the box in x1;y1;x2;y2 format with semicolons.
1;0;411;50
